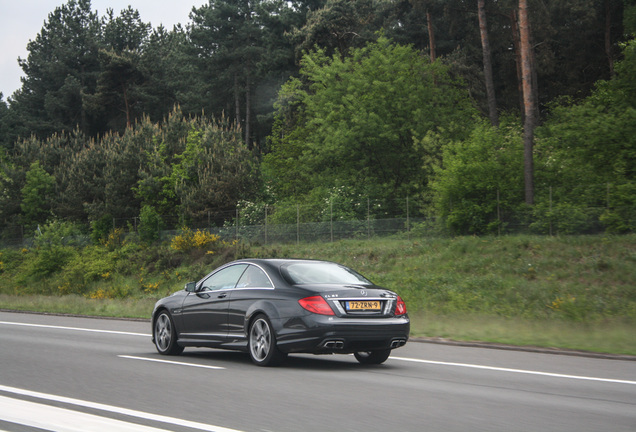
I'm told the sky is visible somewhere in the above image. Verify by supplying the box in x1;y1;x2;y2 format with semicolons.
0;0;207;100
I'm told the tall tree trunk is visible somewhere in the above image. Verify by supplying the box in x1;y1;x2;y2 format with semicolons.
478;0;498;127
426;10;436;62
519;0;536;205
510;9;525;122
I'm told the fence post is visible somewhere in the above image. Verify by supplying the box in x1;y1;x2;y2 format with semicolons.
235;208;239;241
297;204;300;245
497;189;501;236
265;206;268;245
367;197;370;239
406;196;410;240
330;200;333;243
549;186;553;236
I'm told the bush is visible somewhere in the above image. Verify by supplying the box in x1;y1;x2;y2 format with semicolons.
530;202;601;235
33;220;87;248
90;214;113;245
170;227;221;252
600;183;636;233
431;119;524;235
56;246;117;294
25;221;87;278
138;205;163;244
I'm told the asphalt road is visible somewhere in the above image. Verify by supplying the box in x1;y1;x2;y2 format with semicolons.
1;311;635;432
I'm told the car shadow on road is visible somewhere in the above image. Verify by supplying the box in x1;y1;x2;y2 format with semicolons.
178;349;399;371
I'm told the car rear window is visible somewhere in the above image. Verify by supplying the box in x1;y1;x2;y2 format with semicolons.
281;262;371;285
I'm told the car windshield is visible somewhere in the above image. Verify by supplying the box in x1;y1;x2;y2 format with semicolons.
282;262;372;285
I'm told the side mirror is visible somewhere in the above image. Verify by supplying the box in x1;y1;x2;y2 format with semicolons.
185;281;197;292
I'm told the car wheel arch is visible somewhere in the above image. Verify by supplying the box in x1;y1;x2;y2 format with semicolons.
244;301;280;336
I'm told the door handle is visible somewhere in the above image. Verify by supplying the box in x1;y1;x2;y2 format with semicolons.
217;293;227;298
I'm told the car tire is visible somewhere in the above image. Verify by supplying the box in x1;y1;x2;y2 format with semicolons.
154;311;184;355
354;349;391;365
248;315;286;366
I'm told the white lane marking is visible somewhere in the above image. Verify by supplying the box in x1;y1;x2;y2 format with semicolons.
0;320;150;337
0;395;174;432
391;356;636;386
0;385;243;432
119;355;226;370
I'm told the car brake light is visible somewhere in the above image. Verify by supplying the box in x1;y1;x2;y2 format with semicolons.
395;296;407;316
299;296;335;315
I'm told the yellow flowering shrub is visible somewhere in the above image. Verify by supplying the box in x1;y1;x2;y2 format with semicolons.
102;228;126;250
143;282;160;294
88;289;110;299
170;227;220;252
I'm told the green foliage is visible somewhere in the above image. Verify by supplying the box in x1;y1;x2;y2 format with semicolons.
26;246;77;283
138;205;163;244
18;221;86;283
11;0;103;138
533;38;636;233
1;108;259;233
90;214;114;245
529;202;602;235
625;2;636;35
134;108;260;223
600;182;636;233
265;36;476;205
431;118;524;235
20;162;55;228
0;2;633;244
265;186;369;225
83;48;145;131
56;246;118;295
32;220;86;248
291;0;379;57
610;37;636;108
0;151;14;223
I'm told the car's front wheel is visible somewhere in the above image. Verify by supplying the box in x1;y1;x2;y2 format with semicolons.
354;349;391;365
154;311;184;355
248;315;286;366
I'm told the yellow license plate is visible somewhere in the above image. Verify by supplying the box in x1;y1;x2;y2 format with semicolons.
347;301;381;311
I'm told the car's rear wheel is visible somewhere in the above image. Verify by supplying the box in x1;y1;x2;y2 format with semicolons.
154;311;184;355
354;349;391;365
248;315;286;366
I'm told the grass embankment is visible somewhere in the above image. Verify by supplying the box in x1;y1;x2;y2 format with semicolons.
1;234;635;355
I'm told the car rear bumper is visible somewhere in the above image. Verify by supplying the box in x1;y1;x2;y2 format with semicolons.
273;314;410;354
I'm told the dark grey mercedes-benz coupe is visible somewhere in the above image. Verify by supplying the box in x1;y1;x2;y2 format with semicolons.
152;258;409;366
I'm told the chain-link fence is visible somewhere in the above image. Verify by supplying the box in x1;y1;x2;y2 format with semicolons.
1;185;634;248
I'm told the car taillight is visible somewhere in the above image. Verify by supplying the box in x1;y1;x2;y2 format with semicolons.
299;296;335;315
395;296;407;316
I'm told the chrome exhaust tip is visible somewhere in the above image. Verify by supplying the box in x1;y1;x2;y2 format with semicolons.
390;338;407;348
322;340;345;349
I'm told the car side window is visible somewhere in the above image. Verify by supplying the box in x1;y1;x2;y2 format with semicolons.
200;264;248;291
236;265;273;288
